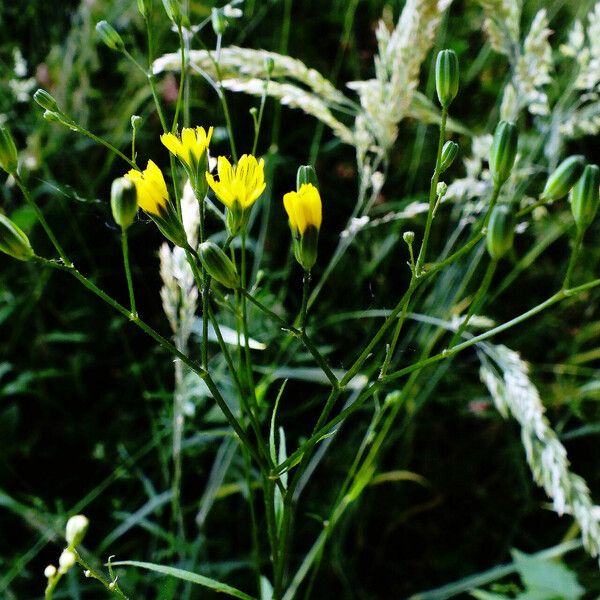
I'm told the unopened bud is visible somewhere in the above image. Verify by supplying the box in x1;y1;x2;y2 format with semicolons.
486;204;515;260
265;57;275;74
65;514;89;547
44;565;57;579
489;121;518;187
34;89;60;113
199;241;239;288
137;0;149;17
96;21;125;52
440;141;458;173
296;165;319;191
131;115;142;130
435;49;459;109
571;163;600;231
543;155;585;202
0;124;18;175
43;110;62;124
403;231;415;245
58;549;76;574
0;214;34;261
436;181;448;197
111;178;138;230
211;8;228;35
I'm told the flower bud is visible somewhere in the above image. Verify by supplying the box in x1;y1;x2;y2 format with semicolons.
65;514;89;547
163;0;183;24
59;549;76;574
34;89;60;113
43;110;63;124
296;165;319;191
542;155;585;202
198;242;239;288
571;164;600;231
95;21;125;52
486;204;515;260
111;177;138;230
0;124;18;175
489;121;518;187
211;8;228;35
403;231;415;245
0;214;34;261
44;565;57;579
137;0;149;17
131;115;142;130
296;225;319;271
265;57;275;74
435;49;459;109
439;141;458;173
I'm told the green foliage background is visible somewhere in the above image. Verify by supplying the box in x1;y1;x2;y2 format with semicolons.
2;0;600;598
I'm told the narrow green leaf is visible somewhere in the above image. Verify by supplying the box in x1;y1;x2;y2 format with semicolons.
110;561;258;600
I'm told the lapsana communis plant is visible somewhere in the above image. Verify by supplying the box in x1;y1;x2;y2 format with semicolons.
5;0;600;593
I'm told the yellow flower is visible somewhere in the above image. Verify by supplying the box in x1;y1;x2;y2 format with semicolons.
125;160;169;216
206;154;266;210
283;183;322;235
160;126;213;171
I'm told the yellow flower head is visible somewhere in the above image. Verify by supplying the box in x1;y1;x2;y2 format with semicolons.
125;160;169;216
205;154;266;210
160;126;213;171
283;183;322;236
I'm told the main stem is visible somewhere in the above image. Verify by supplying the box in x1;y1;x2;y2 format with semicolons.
121;229;137;317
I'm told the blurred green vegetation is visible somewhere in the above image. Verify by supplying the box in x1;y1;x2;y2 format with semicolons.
2;0;600;598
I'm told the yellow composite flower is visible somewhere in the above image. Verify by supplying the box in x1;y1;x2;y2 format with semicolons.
160;126;213;170
205;154;266;210
125;160;169;216
283;183;322;235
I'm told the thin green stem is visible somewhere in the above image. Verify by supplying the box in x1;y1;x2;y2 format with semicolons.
251;67;272;156
448;258;498;348
69;122;137;169
563;228;584;290
275;277;600;475
300;270;310;333
15;177;70;265
121;229;137;317
241;231;258;411
172;24;187;132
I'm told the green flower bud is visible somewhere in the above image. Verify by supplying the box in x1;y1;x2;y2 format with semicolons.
0;214;34;261
163;0;182;24
137;0;149;17
542;155;585;202
489;120;518;187
0;124;18;176
435;49;459;109
131;115;142;130
403;231;415;245
65;515;89;547
486;204;515;260
211;7;228;35
111;177;138;230
199;241;239;288
95;21;125;52
296;165;319;191
570;164;600;231
43;110;64;125
440;140;458;173
265;57;275;74
33;89;60;113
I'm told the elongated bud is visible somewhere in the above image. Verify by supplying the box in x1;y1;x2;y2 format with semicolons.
199;242;239;288
0;125;18;176
435;49;459;109
489;121;518;187
543;155;585;202
65;515;89;547
58;549;76;574
43;110;63;124
211;8;228;35
34;89;60;113
439;141;458;173
296;165;319;191
163;0;182;24
0;214;34;261
137;0;149;17
96;21;125;52
486;204;515;260
571;164;600;231
111;177;138;230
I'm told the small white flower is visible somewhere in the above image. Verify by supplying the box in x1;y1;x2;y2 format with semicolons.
65;514;89;546
58;549;76;573
44;565;57;578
